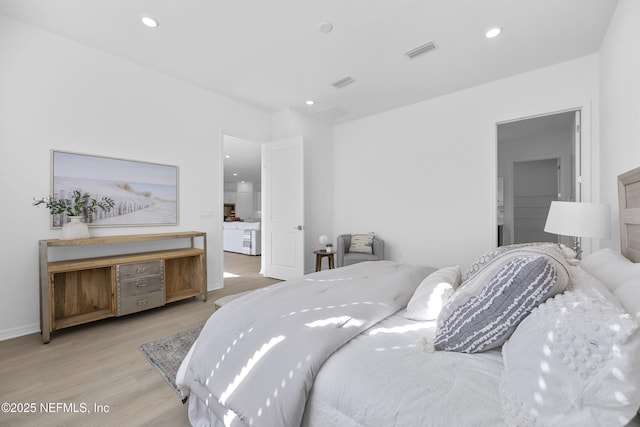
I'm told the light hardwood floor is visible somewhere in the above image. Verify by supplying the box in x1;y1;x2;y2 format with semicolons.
0;252;279;427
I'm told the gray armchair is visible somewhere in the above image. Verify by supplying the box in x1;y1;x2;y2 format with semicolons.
336;234;385;267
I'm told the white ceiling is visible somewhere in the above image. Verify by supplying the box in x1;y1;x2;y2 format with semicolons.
0;0;618;124
223;136;262;188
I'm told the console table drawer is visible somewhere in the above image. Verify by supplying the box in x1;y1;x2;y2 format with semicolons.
117;260;163;281
118;275;164;297
118;291;165;316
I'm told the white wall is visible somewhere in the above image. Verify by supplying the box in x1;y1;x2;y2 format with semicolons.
272;109;334;274
0;15;271;340
334;55;599;271
236;181;255;220
599;0;640;250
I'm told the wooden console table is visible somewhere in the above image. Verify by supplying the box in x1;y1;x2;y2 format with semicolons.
39;231;207;343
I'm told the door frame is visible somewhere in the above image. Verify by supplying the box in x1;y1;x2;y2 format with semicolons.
490;101;594;252
219;130;267;290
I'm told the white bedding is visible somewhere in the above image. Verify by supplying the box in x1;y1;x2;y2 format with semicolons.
178;251;640;427
177;261;434;427
302;310;505;427
182;311;505;427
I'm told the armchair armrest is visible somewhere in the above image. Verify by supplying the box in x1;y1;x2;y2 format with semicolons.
336;234;350;267
373;237;384;260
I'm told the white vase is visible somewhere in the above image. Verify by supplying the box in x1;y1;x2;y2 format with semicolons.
60;216;90;240
325;246;333;253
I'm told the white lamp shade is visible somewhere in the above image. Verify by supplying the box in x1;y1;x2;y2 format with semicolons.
318;235;328;245
544;201;611;239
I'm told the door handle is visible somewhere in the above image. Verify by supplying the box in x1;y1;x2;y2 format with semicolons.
293;225;304;230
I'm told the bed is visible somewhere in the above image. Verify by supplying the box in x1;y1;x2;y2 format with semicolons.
177;166;640;427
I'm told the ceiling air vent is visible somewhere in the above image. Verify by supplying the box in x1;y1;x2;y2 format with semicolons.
405;41;437;59
332;76;356;89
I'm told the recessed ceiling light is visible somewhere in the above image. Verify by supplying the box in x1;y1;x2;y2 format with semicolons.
306;100;315;106
485;27;502;38
225;155;230;158
141;16;159;28
319;22;333;33
233;173;238;176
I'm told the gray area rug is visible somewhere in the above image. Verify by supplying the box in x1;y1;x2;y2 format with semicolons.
139;292;251;400
139;326;202;401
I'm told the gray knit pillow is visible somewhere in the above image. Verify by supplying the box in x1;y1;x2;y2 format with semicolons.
461;242;553;282
434;255;561;353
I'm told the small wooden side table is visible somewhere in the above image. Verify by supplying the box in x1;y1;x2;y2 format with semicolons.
314;250;335;272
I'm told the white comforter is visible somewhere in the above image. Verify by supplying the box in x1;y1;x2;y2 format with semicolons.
302;310;505;427
178;261;434;427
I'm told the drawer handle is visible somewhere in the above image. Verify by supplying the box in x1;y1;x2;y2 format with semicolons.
136;267;146;273
137;300;149;306
137;283;148;288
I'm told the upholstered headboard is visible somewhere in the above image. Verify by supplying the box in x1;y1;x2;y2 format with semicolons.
618;166;640;262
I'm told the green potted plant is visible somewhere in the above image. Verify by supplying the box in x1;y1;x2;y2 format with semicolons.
325;242;334;253
33;190;115;239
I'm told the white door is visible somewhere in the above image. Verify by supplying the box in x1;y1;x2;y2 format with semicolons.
262;135;304;280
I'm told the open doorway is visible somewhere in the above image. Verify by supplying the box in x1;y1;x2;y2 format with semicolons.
497;110;578;247
222;135;268;290
221;133;305;288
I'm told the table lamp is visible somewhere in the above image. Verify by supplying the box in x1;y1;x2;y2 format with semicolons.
544;201;611;259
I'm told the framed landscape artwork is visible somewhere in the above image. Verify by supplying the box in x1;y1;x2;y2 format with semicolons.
51;150;179;227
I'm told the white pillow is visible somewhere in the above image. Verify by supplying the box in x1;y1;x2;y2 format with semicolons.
405;266;460;321
581;248;640;292
501;288;640;427
614;278;640;320
571;264;624;309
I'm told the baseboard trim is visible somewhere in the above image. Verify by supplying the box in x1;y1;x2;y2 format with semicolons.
0;323;40;342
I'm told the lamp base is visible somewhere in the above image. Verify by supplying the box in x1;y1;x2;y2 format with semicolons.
572;236;582;260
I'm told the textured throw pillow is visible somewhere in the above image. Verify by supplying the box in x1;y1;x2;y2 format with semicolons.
581;248;640;292
434;255;563;353
462;242;575;283
501;288;640;427
459;243;571;291
462;242;550;282
405;266;460;321
349;233;375;254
